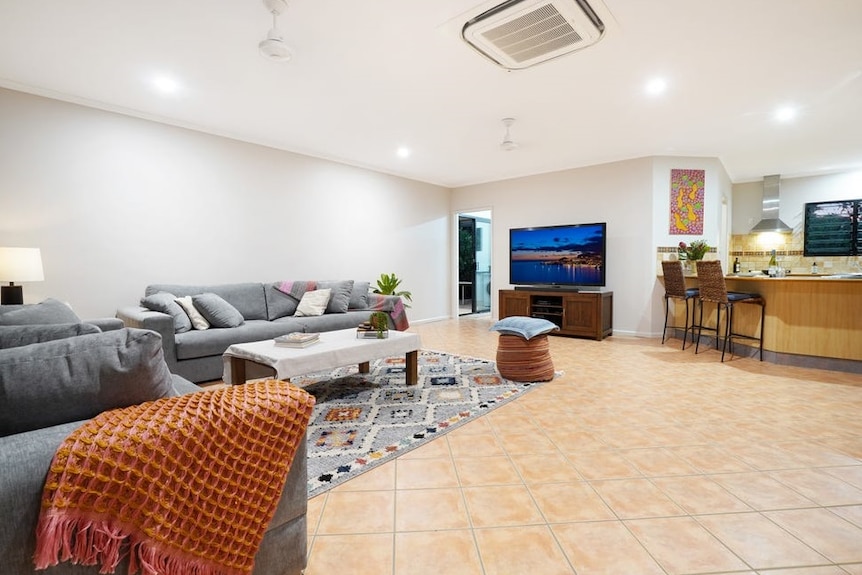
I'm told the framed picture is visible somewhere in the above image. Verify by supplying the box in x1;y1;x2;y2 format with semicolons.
669;169;704;235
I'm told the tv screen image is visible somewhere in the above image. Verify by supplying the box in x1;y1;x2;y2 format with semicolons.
509;222;606;287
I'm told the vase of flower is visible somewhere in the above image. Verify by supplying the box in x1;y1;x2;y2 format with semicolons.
678;240;710;268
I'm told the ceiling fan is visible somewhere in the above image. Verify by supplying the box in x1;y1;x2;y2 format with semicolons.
259;0;292;62
500;118;519;151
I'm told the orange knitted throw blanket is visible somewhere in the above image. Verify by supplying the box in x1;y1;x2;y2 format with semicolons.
34;380;315;575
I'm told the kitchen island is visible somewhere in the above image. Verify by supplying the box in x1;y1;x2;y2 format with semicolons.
665;273;862;371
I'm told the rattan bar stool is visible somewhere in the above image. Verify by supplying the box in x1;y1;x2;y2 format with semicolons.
694;260;765;362
661;260;699;349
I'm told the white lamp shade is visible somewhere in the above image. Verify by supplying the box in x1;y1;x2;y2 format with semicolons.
0;247;44;282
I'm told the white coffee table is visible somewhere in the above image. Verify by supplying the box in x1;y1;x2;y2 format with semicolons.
222;328;422;386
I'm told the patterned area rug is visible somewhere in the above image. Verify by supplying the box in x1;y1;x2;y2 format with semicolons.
293;350;549;498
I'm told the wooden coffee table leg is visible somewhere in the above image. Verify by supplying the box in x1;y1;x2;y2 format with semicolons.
359;361;370;374
406;350;418;385
230;356;247;385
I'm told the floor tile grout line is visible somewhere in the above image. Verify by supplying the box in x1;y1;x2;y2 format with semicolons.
691;509;832;571
446;435;491;575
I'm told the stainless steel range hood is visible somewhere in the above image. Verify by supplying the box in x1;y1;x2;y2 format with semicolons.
750;174;793;233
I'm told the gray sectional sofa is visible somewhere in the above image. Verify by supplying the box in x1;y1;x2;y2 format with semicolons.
0;319;309;575
117;280;405;383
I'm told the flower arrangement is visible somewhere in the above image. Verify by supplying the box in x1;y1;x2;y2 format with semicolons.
678;240;710;261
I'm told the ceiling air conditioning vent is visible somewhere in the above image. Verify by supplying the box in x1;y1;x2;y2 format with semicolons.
462;0;605;69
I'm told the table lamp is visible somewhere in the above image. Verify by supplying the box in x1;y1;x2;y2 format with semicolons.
0;247;44;305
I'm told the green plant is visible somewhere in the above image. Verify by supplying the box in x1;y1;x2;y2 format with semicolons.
678;240;710;261
369;311;389;338
373;273;412;307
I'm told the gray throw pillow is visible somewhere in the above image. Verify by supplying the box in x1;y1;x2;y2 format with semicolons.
348;281;370;309
0;328;177;437
317;280;354;314
0;323;101;349
192;293;245;328
0;298;80;325
265;282;300;320
490;316;560;340
140;291;192;333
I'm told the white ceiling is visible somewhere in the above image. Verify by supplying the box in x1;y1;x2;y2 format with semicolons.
1;0;860;188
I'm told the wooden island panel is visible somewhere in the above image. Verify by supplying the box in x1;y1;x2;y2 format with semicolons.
723;277;862;361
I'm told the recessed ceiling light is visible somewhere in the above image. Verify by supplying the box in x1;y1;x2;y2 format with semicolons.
151;75;181;95
774;105;798;123
645;77;667;96
396;146;411;158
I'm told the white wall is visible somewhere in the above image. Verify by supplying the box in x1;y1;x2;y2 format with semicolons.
651;157;731;257
8;85;815;336
452;156;733;337
650;157;732;335
452;158;655;336
732;170;862;234
0;88;451;321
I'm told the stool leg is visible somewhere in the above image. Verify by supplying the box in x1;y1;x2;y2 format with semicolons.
721;303;732;362
661;295;670;345
695;299;704;354
681;297;690;350
759;302;765;361
692;299;701;346
715;305;722;350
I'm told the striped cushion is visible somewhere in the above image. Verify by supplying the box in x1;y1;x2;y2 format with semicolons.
496;333;555;382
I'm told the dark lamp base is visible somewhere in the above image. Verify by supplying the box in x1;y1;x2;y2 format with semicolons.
1;285;23;305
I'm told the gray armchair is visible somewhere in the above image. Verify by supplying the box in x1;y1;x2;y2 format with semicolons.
0;319;309;575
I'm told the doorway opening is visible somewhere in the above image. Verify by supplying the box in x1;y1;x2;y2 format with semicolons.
458;211;492;316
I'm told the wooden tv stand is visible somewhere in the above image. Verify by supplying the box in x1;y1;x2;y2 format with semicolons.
498;289;613;340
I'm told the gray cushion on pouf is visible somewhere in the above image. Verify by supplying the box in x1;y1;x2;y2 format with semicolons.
0;323;101;349
489;316;559;339
0;298;80;325
0;328;177;437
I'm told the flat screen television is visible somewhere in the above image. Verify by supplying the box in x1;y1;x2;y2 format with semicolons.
509;222;606;288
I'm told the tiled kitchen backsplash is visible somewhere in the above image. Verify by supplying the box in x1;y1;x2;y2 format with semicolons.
656;233;862;275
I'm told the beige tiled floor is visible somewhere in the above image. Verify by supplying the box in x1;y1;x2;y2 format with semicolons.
304;316;862;575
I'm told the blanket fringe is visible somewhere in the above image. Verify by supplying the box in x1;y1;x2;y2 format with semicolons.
34;512;126;574
35;510;245;575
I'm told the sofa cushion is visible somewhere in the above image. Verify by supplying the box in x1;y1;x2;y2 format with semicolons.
0;328;177;437
317;280;354;313
0;298;80;325
295;289;331;317
193;293;245;328
348;281;371;309
0;323;101;349
141;292;192;333
146;283;268;321
265;282;301;320
175;296;210;330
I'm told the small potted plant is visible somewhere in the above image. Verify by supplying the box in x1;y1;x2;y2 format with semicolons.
372;273;412;308
368;311;389;338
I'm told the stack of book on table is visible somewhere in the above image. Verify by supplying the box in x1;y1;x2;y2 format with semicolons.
356;322;389;339
274;332;320;348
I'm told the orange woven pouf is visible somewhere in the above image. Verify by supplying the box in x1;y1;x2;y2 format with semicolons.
496;333;555;382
